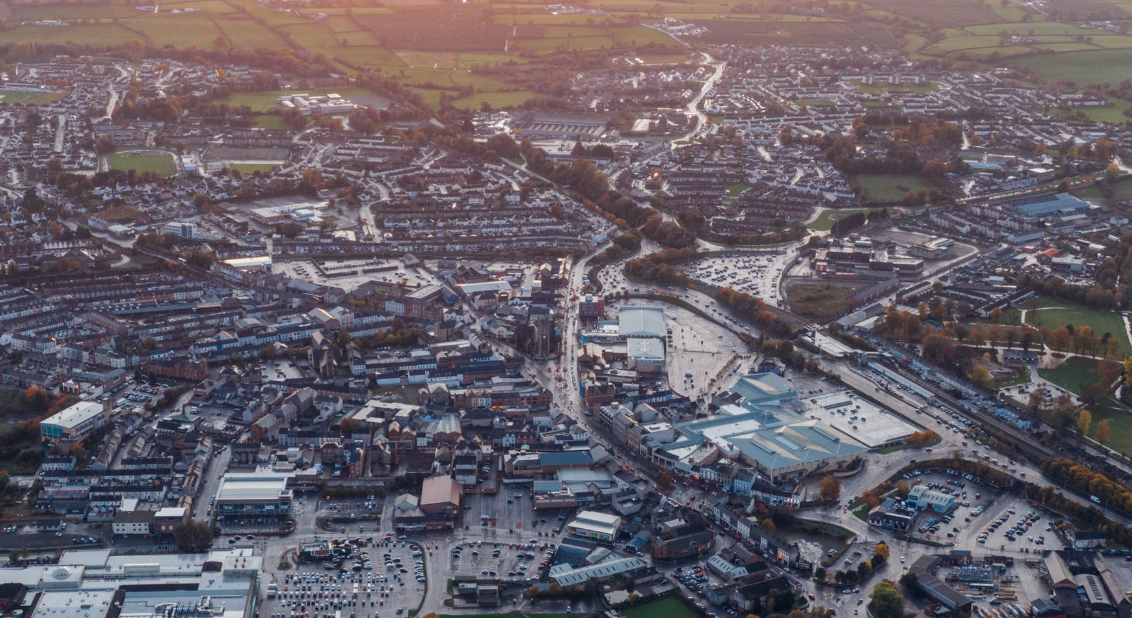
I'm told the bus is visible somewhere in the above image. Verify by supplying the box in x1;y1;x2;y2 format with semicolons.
266;584;277;599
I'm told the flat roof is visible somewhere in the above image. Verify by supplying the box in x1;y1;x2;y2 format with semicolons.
216;472;292;503
807;391;919;448
619;307;666;337
43;401;104;430
737;421;868;473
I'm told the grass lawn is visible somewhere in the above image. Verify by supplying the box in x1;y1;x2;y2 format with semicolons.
1024;298;1132;356
448;90;539;110
1038;357;1117;394
806;208;873;231
622;597;699;618
850;173;940;204
108;151;177;176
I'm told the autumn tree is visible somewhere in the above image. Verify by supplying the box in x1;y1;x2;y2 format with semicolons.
819;475;842;503
967;365;994;389
24;386;52;412
875;542;890;561
1096;419;1111;443
1077;409;1092;435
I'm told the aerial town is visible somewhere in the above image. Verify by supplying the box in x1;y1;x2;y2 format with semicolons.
2;17;1132;618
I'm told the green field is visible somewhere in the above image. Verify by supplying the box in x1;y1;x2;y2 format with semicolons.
622;598;698;618
1006;50;1132;85
108;152;178;176
851;174;941;203
1024;298;1132;356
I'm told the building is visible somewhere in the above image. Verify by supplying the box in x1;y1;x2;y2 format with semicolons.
868;498;917;531
0;548;261;618
906;555;975;614
549;556;647;587
1066;529;1106;550
907;485;956;513
214;471;294;518
1008;192;1091;218
419;476;461;515
41;400;109;443
567;510;622;542
657;374;868;482
626;338;665;374
112;510;155;536
619;307;666;338
153;507;187;533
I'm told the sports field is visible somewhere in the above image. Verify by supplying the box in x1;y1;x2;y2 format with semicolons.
108;152;177;176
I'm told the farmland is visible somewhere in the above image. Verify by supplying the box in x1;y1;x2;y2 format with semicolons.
108;151;178;176
7;0;1132;110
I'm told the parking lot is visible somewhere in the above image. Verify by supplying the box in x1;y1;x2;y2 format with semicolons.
448;538;552;584
682;254;789;302
262;539;427;618
954;493;1060;557
458;488;565;540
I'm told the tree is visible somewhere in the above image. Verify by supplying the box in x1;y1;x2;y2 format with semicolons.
1106;162;1121;183
869;582;907;618
1028;389;1046;412
761;518;776;533
1077;409;1092;435
24;386;52;411
1096;419;1111;443
967;365;994;389
1048;327;1072;354
989;307;1003;322
874;542;890;561
819;476;841;503
173;520;214;552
